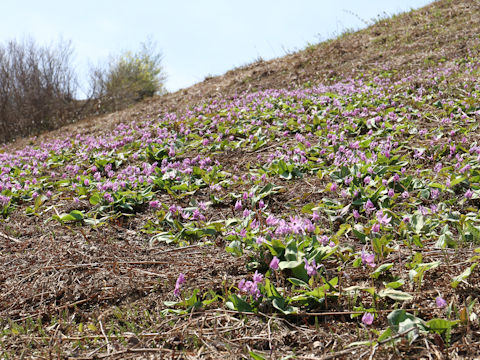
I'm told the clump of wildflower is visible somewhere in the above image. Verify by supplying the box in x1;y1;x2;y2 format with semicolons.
304;258;321;277
238;270;264;299
361;249;376;268
104;193;113;203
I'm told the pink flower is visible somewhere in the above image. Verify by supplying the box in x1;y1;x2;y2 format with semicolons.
269;256;280;271
234;200;243;211
149;200;161;208
174;273;185;297
256;236;265;244
252;271;263;283
465;189;473;199
304;258;321;277
376;210;391;226
436;296;447;308
371;223;380;233
362;312;374;325
353;209;360;220
364;199;376;215
361;250;376;268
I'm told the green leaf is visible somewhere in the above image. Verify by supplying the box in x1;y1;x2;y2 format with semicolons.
378;288;413;301
387;310;426;332
249;351;267;360
34;194;47;211
385;279;405;289
272;298;298;315
287;278;309;288
69;210;84;221
226;294;253;313
370;263;393;279
264;278;281;299
279;260;303;270
451;263;477;288
426;319;460;333
89;193;101;205
377;327;392;342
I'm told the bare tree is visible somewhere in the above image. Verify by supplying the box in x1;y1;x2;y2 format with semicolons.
0;37;78;142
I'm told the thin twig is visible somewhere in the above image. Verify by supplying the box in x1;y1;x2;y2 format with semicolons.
99;320;110;355
0;231;21;243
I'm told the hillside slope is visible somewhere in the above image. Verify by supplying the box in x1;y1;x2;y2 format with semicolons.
2;1;480;359
16;0;479;149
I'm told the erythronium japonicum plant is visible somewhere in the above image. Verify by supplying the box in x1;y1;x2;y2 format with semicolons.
2;48;480;355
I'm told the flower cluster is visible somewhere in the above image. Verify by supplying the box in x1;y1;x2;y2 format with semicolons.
238;271;264;299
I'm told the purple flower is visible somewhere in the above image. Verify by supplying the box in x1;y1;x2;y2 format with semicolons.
149;200;161;208
304;258;321;277
371;223;380;233
402;191;409;199
258;199;265;209
252;270;264;283
311;211;320;222
387;188;395;197
353;209;360;220
289;216;305;234
376;210;391;226
436;296;447;308
269;256;280;271
319;235;329;245
174;273;185;297
465;189;473;199
304;218;316;233
364;199;376;215
234;200;243;211
238;272;264;299
362;312;374;325
361;250;376;268
330;182;337;192
266;214;279;226
256;236;265;244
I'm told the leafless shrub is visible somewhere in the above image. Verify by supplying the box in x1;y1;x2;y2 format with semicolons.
0;38;78;143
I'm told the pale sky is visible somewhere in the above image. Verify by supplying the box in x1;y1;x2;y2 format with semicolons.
0;1;433;97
